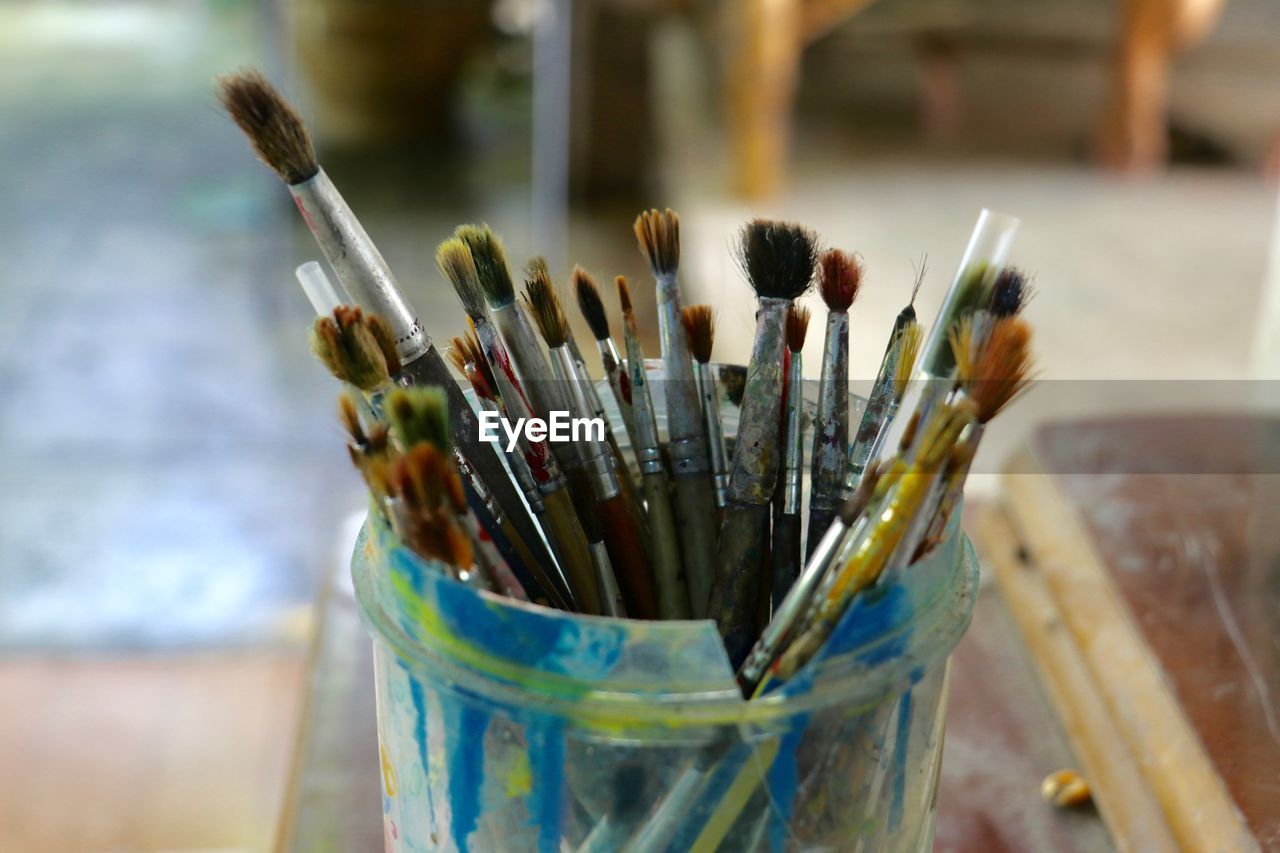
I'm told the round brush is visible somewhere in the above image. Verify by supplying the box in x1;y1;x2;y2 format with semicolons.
682;305;729;516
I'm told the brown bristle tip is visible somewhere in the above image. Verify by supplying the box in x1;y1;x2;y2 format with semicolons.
970;316;1036;422
615;276;634;316
522;270;569;348
633;208;680;277
786;304;811;352
216;69;318;185
736;219;819;300
571;266;610;341
682;304;715;364
818;249;863;312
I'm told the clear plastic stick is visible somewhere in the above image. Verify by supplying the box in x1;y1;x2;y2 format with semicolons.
295;260;353;317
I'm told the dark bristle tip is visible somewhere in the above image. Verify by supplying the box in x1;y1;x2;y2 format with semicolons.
818;249;862;312
736;219;819;300
572;267;611;341
615;276;633;316
216;69;318;185
989;267;1031;317
786;304;811;352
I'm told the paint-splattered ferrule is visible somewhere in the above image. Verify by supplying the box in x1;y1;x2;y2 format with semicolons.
726;297;789;506
809;312;849;511
782;354;805;515
694;362;730;507
289;171;430;363
655;274;709;474
550;346;619;500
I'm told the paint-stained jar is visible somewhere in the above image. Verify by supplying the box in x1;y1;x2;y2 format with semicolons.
353;370;978;851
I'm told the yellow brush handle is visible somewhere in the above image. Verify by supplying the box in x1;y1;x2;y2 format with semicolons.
542;487;603;615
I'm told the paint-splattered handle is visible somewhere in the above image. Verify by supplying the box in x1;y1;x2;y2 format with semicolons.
598;494;659;619
542;487;601;614
673;474;719;618
643;471;691;620
708;503;771;669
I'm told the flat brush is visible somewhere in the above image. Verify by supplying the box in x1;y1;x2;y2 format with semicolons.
708;219;817;668
436;240;594;612
618;275;691;620
806;250;862;554
525;275;645;617
574;270;641;461
634;209;720;618
772;305;810;610
218;71;556;583
682;305;729;514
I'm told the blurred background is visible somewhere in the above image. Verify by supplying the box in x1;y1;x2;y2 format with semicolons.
1;0;1278;848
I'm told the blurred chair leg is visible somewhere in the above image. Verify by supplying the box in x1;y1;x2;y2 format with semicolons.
725;0;802;199
1094;0;1227;172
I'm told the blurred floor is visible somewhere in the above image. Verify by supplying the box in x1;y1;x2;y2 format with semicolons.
0;0;1276;850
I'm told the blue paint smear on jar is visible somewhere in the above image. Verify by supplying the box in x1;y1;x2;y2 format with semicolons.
889;691;913;831
765;719;807;851
443;700;490;850
525;712;566;852
408;679;438;831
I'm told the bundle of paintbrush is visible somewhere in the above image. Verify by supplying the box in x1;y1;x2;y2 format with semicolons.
220;67;1037;695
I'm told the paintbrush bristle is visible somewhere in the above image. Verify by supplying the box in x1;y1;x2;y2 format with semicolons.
571;266;610;341
634;208;680;278
989;267;1030;317
523;261;569;348
968;316;1035;422
390;444;472;568
448;335;498;402
309;305;400;391
616;275;634;317
948;315;977;385
455;224;515;306
736;219;819;300
682;304;715;364
216;70;318;185
436;238;487;319
786;304;811;352
893;321;924;402
386;387;451;451
460;324;499;397
818;249;862;312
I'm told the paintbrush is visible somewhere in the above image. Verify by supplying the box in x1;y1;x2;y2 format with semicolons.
525;274;647;618
617;275;691;619
805;250;862;553
869;209;1021;471
634;209;721;618
708;219;818;668
436;239;597;613
385;387;531;600
772;304;810;610
574;269;641;463
544;263;652;557
682;305;729;515
858;321;925;477
217;71;556;582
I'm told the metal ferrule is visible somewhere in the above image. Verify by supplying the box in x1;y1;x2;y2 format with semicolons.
782;353;804;514
473;317;566;494
655;274;709;475
810;312;849;511
622;320;665;476
726;297;790;506
738;515;849;692
550;346;619;500
694;362;729;507
289;171;430;363
567;335;607;422
588;540;625;617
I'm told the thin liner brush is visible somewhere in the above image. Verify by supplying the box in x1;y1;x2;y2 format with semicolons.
682;305;729;515
618;275;691;619
574;268;641;461
525;276;651;617
708;219;817;668
773;305;810;609
634;209;720;618
436;240;595;612
218;71;556;583
806;249;862;555
845;266;924;493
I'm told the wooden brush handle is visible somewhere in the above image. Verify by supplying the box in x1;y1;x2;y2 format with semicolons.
708;503;771;669
464;476;569;610
597;493;659;619
541;488;603;615
643;471;691;620
770;511;802;611
672;474;720;618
